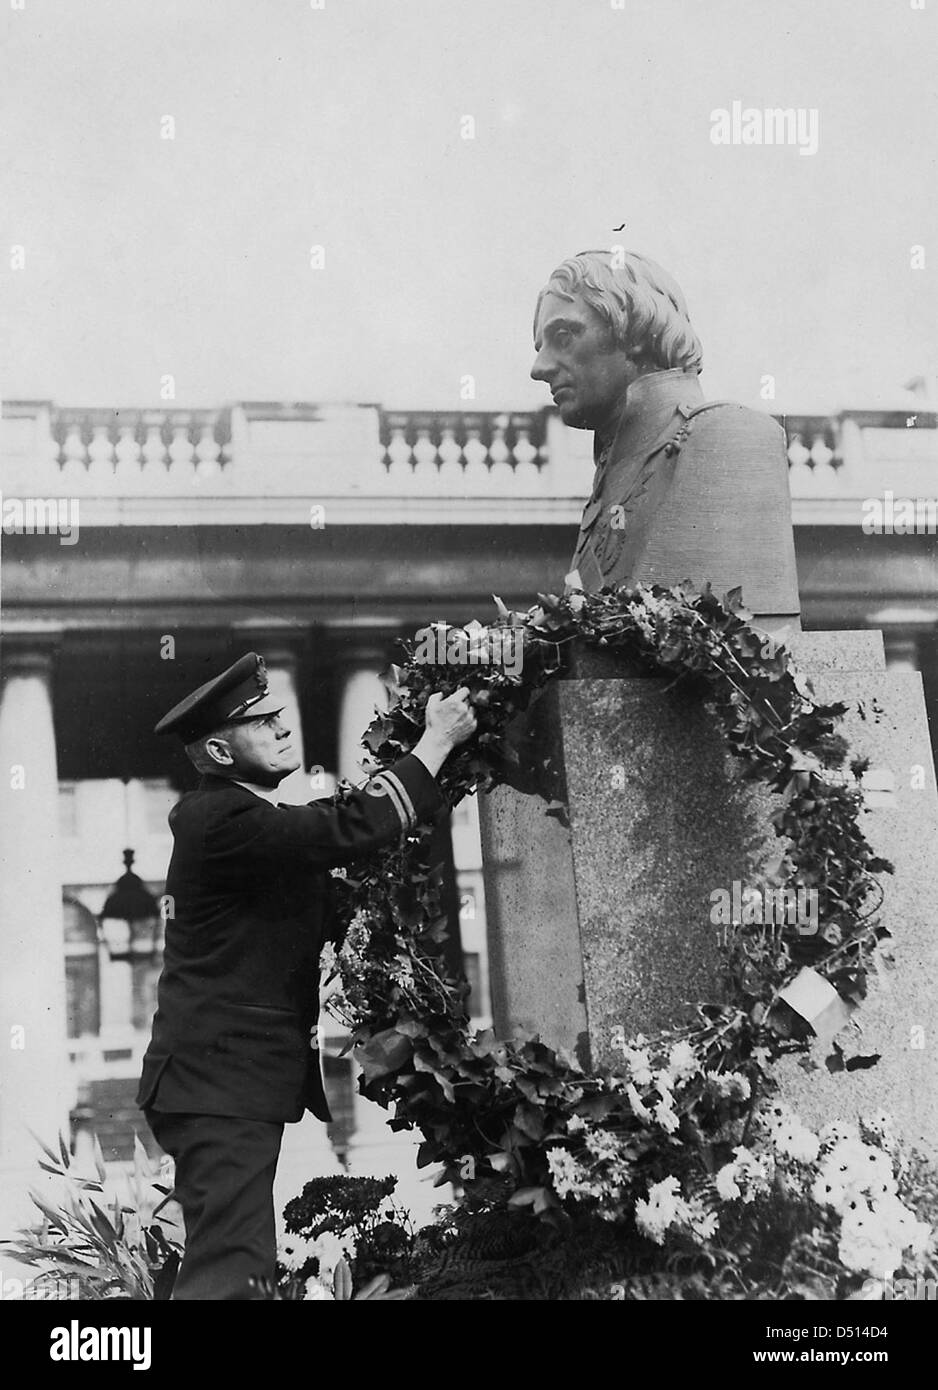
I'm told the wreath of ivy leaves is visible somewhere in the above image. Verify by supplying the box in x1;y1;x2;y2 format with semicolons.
327;582;894;1217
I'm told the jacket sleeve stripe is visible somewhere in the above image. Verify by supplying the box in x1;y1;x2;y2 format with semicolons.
370;772;408;830
372;770;416;831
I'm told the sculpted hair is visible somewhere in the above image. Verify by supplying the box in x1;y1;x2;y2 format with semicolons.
537;250;703;375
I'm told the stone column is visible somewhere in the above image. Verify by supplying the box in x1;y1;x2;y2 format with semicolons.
335;638;393;782
0;638;74;1238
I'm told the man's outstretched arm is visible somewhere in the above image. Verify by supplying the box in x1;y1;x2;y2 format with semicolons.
200;688;476;874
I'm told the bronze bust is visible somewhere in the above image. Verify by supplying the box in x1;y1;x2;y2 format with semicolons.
531;250;800;633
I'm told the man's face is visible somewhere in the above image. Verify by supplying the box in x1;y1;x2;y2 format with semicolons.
210;713;301;786
531;288;635;431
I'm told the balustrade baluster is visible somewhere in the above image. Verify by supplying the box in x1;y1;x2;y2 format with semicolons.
60;421;88;483
434;423;463;492
115;424;142;479
460;426;487;495
142;423;168;474
786;437;818;495
412;425;438;471
194;422;222;479
168;422;196;477
437;424;463;473
88;424;115;474
385;422;413;488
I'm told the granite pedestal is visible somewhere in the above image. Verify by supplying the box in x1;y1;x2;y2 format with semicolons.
478;631;938;1147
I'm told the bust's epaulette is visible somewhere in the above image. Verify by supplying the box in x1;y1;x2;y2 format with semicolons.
662;400;740;458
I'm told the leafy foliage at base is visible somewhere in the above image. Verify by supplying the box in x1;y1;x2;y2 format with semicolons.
1;1132;182;1300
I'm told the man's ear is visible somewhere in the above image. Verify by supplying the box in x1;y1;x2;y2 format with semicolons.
204;736;235;767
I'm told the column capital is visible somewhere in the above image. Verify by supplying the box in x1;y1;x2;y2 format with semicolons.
0;628;64;679
331;624;401;671
883;628;923;672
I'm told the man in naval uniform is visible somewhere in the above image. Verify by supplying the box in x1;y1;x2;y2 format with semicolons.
530;249;801;634
137;652;476;1299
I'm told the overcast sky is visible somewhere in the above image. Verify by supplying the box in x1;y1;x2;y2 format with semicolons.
2;0;935;415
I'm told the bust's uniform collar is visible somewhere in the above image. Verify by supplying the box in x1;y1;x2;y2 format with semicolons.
624;366;702;416
595;368;704;465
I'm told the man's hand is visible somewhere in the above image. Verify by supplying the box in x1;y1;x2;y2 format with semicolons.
426;688;477;748
412;688;478;778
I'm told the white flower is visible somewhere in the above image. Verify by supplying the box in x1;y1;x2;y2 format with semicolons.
762;1101;798;1132
685;1196;719;1242
654;1098;681;1134
547;1146;579;1185
715;1145;771;1204
715;1165;742;1201
834;1192;930;1278
625;1082;653;1122
278;1232;318;1273
622;1046;654;1086
822;1139;893;1194
305;1280;336;1301
837;1205;902;1278
866;1174;899;1203
764;1106;820;1163
635;1176;684;1245
774;1124;820;1164
812;1172;852;1211
312;1230;352;1276
546;1146;597;1201
667;1039;698;1081
820;1120;859;1150
872;1194;931;1256
705;1070;751;1103
585;1128;621;1160
838;1234;902;1278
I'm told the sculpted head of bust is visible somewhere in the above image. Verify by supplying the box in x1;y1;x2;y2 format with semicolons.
531;249;703;434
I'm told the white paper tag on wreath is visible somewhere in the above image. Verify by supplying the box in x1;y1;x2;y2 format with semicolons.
777;967;856;1045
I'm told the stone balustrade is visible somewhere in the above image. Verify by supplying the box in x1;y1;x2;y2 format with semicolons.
1;399;934;524
379;410;549;492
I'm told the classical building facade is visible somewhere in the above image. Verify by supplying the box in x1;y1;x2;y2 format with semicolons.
1;397;935;1233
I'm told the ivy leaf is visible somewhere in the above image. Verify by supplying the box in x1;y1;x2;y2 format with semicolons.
355;1028;413;1083
413;1051;456;1102
508;1186;554;1213
513;1105;545;1141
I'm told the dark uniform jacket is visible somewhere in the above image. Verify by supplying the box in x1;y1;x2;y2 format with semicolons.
569;368;801;627
136;755;443;1125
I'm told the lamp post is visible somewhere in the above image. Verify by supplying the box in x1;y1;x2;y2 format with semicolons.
97;849;161;963
96;850;161;1047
